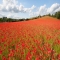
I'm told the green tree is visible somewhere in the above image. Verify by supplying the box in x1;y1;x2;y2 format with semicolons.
56;11;60;19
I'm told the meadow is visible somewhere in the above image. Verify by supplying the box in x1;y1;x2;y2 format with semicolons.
0;16;60;60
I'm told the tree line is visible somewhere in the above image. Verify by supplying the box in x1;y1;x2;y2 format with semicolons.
0;16;41;22
0;11;60;22
47;11;60;19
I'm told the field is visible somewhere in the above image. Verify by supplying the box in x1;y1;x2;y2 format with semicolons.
0;16;60;60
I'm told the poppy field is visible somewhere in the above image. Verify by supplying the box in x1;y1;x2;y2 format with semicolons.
0;16;60;60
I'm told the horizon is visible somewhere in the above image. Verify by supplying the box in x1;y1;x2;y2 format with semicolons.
0;0;60;19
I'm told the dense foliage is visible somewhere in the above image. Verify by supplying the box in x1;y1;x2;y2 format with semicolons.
54;11;60;19
47;11;60;19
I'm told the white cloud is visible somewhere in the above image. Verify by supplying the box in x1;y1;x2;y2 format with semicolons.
19;4;24;12
31;5;36;10
0;14;3;18
3;0;18;5
0;0;18;12
0;0;36;13
39;5;47;15
7;13;14;18
47;3;60;14
0;0;60;18
29;5;47;17
0;0;36;18
30;3;60;17
24;5;36;13
55;7;60;12
39;5;46;13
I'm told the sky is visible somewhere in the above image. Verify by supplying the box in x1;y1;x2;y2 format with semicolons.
0;0;60;19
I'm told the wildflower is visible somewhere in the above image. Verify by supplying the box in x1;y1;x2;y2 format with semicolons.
0;49;2;54
35;56;39;60
26;52;32;60
57;54;60;60
2;56;7;60
8;49;15;57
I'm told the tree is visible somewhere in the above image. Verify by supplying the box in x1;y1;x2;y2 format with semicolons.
47;13;51;16
56;11;60;19
51;11;60;19
0;18;3;22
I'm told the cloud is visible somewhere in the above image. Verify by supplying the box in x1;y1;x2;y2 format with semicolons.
0;14;3;18
7;13;15;18
47;3;60;14
39;5;46;13
0;0;60;18
39;5;47;15
0;0;36;13
29;5;47;16
24;5;36;13
0;0;18;12
31;5;36;10
3;0;18;5
19;4;24;12
55;7;60;12
30;3;60;17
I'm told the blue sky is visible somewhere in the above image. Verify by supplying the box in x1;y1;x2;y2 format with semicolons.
18;0;60;7
0;0;60;19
